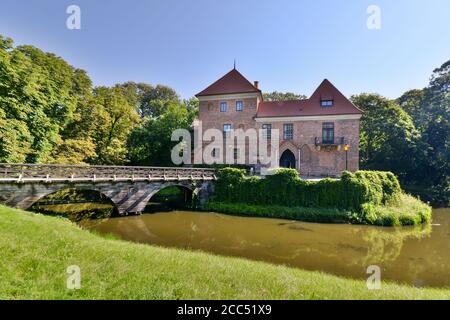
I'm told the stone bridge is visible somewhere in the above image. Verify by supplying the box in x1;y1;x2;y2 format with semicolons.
0;164;216;214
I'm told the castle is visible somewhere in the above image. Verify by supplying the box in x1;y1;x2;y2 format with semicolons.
195;68;362;177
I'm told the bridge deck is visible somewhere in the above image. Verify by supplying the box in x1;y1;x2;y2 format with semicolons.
0;163;216;183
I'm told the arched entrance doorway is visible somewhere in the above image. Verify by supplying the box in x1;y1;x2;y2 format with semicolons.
279;149;296;169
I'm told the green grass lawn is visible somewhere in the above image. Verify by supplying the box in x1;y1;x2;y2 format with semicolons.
0;205;449;300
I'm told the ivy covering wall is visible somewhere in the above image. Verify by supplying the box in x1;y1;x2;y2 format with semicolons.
212;168;402;212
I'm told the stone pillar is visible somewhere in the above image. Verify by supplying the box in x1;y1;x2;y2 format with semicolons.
197;182;213;205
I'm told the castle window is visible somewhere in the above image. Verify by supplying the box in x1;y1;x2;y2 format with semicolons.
223;124;232;137
283;124;293;140
220;102;228;112
236;101;243;111
320;99;334;107
322;122;335;144
262;124;272;140
234;148;239;161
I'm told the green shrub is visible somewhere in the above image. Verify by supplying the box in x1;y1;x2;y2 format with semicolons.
266;168;300;182
383;172;402;202
214;168;246;202
360;203;378;224
202;202;352;223
354;171;402;205
264;169;301;205
359;194;431;226
210;168;427;226
213;168;402;212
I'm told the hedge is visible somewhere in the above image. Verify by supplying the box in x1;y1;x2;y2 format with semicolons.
202;202;352;223
212;168;402;213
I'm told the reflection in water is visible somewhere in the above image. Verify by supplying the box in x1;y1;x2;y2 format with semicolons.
79;209;450;288
359;224;431;265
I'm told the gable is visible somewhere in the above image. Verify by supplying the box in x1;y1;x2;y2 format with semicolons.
196;68;261;97
257;79;363;118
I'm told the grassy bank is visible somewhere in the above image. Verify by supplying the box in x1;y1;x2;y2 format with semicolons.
1;205;449;299
360;194;432;226
202;194;431;226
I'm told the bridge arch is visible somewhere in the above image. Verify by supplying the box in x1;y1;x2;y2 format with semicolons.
1;180;212;215
146;183;194;200
15;184;119;212
0;163;216;215
122;182;196;213
27;187;119;218
142;183;194;211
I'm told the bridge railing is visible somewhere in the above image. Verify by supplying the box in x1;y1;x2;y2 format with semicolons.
0;163;217;183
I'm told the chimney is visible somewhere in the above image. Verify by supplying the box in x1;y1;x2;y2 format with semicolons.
254;81;259;89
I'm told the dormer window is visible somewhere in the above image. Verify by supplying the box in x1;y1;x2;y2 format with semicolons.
320;99;334;107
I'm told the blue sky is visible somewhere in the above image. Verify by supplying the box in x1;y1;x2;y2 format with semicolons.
1;0;449;99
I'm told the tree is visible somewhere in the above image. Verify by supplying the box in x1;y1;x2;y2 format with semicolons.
263;91;307;101
351;94;420;181
47;137;97;164
91;87;139;165
16;45;78;163
397;60;449;206
0;34;188;166
0;35;96;164
116;82;180;118
183;97;199;120
397;89;427;129
0;108;32;163
48;69;99;164
17;45;76;125
0;36;58;163
423;60;449;195
0;36;33;162
127;102;193;166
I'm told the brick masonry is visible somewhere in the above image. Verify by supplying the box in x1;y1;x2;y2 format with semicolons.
197;95;360;177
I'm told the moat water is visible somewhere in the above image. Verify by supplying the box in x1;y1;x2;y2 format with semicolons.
77;208;450;289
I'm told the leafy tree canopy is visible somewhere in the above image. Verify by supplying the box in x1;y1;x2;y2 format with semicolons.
351;93;420;180
263;91;307;101
127;101;195;166
116;82;180;118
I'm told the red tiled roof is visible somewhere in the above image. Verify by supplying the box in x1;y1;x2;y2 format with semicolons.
257;79;363;118
196;68;261;97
